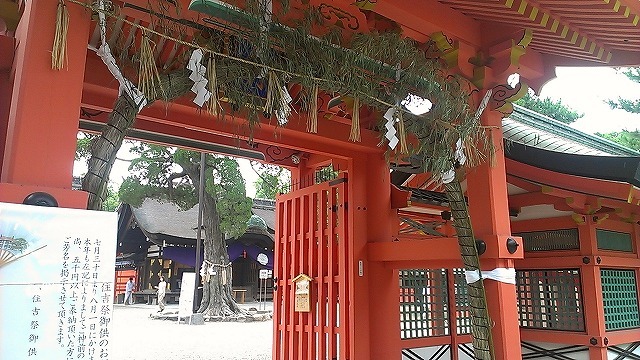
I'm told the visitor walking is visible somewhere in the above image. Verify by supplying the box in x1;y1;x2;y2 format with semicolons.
155;276;167;312
124;277;135;305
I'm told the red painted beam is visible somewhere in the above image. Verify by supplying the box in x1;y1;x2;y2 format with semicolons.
507;159;636;203
520;329;592;345
367;237;461;262
81;63;383;159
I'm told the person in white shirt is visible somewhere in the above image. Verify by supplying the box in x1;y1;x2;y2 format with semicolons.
124;277;135;305
155;276;167;312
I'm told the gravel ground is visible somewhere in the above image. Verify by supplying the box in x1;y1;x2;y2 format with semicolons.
110;302;273;360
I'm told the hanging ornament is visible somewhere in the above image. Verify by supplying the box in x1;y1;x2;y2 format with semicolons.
264;70;278;115
206;55;219;116
307;84;318;133
51;0;69;70
397;109;408;154
276;84;292;126
187;49;212;107
383;107;399;150
263;71;291;125
138;31;163;100
349;97;361;142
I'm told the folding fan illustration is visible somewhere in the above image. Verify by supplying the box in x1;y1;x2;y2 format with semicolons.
0;235;45;269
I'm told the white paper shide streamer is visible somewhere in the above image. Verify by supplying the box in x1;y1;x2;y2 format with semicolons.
187;49;212;107
94;0;147;110
384;107;399;150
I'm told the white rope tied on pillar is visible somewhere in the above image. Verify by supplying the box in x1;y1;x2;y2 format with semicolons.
464;268;516;285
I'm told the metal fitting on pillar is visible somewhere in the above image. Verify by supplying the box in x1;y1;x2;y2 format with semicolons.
475;239;486;255
506;237;519;254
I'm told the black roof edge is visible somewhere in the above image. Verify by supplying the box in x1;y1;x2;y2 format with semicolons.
505;141;640;188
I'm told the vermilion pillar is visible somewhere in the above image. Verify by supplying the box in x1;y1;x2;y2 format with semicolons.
466;104;523;360
0;0;90;208
578;218;608;360
351;153;399;359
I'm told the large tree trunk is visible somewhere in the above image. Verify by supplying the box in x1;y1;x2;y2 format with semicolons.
185;164;244;318
82;69;193;210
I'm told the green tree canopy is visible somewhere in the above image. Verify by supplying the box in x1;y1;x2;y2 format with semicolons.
515;92;584;124
252;163;290;200
119;144;252;239
608;68;640;113
596;130;640;152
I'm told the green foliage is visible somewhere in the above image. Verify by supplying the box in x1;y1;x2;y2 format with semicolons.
76;132;95;161
205;157;253;238
103;0;482;176
102;185;121;212
119;143;252;238
314;165;339;184
253;163;289;199
515;92;583;124
596;130;640;152
608;68;640;113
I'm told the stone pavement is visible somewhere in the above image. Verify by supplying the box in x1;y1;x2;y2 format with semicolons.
110;301;273;360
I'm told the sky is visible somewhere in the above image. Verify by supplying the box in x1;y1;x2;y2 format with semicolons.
74;66;640;198
540;67;640;134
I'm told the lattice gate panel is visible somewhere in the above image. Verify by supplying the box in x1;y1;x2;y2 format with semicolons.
273;177;349;360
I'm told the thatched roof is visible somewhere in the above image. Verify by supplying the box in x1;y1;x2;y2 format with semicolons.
122;198;276;247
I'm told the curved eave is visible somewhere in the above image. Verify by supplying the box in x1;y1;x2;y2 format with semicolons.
505;141;640;189
505;105;640;156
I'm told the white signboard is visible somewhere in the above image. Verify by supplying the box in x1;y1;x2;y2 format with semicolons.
259;269;272;279
178;272;195;320
0;202;117;359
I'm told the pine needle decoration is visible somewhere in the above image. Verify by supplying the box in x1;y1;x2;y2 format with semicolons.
51;0;69;70
349;97;361;142
397;108;409;154
137;31;162;100
206;55;219;117
307;84;318;133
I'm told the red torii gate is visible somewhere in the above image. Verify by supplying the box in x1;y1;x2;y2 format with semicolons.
1;1;640;359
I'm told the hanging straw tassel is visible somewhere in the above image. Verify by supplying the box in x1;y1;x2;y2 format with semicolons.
138;31;162;100
264;70;279;116
397;108;409;154
51;0;69;70
307;84;318;133
349;97;361;142
206;55;220;117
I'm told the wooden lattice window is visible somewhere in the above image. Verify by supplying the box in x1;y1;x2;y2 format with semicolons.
453;268;472;335
601;269;640;331
516;269;585;331
517;229;579;252
596;229;634;252
399;269;449;339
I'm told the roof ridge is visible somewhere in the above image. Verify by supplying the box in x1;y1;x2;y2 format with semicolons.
508;104;640;156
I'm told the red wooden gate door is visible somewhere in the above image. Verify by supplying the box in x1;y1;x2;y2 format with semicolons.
273;176;350;360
